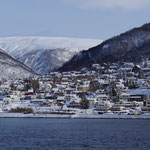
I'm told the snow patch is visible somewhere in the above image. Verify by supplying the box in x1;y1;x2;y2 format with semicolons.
103;44;109;49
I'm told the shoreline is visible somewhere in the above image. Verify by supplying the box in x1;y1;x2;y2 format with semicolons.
0;113;150;119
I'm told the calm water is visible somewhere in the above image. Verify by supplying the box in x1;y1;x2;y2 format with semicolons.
0;119;150;150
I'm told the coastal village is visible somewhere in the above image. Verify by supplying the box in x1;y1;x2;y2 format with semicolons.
1;58;150;118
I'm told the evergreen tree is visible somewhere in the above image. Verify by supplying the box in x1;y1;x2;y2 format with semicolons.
89;81;100;92
144;62;148;68
79;93;90;109
32;80;40;93
10;83;16;90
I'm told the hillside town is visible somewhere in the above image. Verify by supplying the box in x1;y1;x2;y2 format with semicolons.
1;58;150;118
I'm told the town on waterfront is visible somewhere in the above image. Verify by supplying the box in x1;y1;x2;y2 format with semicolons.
1;58;150;118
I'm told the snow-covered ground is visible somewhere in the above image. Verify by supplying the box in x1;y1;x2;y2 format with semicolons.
0;37;103;74
0;112;150;119
0;37;103;53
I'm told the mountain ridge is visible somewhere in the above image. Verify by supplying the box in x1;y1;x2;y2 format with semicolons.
59;23;150;71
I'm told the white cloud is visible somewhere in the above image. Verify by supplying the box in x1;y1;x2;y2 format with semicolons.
64;0;150;10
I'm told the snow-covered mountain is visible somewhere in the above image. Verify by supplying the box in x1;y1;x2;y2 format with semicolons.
0;37;102;74
0;49;35;79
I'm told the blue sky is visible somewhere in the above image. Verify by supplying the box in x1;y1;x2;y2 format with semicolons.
0;0;150;40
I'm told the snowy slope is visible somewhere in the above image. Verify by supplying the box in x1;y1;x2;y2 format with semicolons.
0;37;103;74
0;49;35;79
